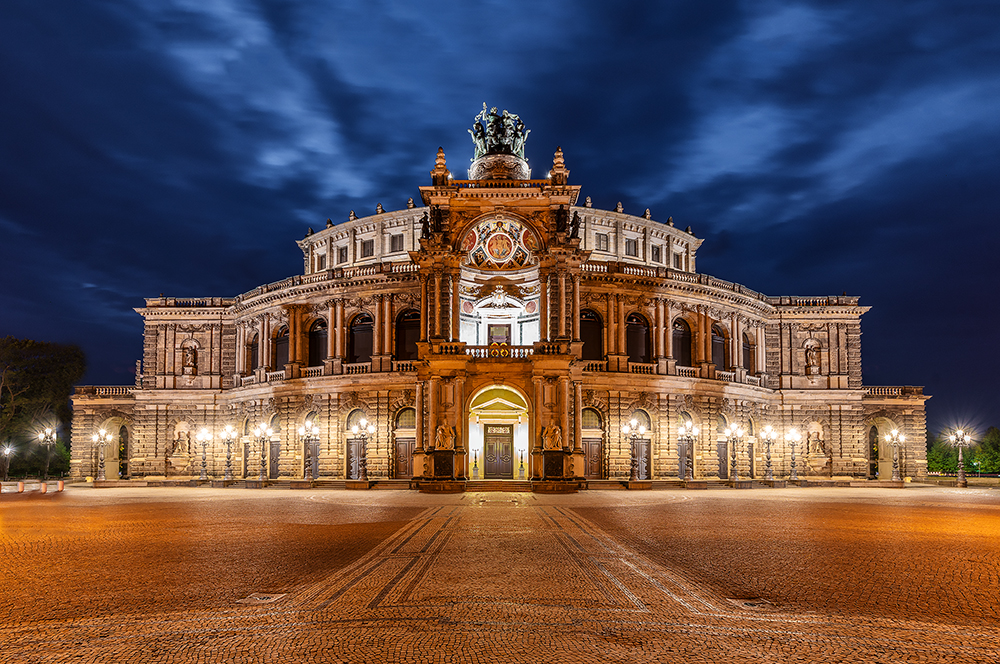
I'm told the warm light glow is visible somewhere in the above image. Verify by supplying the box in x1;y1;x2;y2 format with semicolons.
630;418;638;428
351;425;359;435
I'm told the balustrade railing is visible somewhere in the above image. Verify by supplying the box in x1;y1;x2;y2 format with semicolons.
302;366;324;378
344;362;370;375
392;360;415;372
583;361;607;372
464;345;533;359
676;366;699;378
745;375;762;387
715;370;736;382
240;374;257;386
94;386;134;396
265;370;286;382
629;362;655;374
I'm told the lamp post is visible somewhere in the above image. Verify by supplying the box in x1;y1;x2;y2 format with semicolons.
3;444;15;482
785;428;801;481
351;418;376;482
884;429;906;482
252;423;273;483
37;428;57;481
220;425;236;482
677;420;699;481
621;419;647;482
298;421;320;482
196;428;211;481
724;425;744;481
947;429;972;488
760;425;778;481
91;429;113;481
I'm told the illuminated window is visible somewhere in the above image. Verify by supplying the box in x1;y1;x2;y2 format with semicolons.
595;233;609;251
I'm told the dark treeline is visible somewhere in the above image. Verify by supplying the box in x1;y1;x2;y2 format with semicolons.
926;426;1000;474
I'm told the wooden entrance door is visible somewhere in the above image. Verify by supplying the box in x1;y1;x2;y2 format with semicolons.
635;439;651;480
484;424;514;478
717;440;729;479
269;440;281;479
307;440;319;479
677;441;689;479
347;439;363;479
395;438;415;478
584;438;603;478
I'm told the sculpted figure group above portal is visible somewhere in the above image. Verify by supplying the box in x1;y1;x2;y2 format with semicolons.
468;103;530;161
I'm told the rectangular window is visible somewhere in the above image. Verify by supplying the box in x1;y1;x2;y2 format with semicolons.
338;246;348;264
361;239;375;258
595;233;609;252
651;245;661;263
390;233;404;253
625;238;638;257
673;253;683;269
317;253;327;270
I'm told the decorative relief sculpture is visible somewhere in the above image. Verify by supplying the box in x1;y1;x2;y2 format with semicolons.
543;425;563;451
434;425;455;450
805;342;821;375
181;346;197;376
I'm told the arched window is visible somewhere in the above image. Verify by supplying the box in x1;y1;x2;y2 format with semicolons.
582;408;602;430
672;319;693;367
273;327;289;369
395;310;421;361
348;314;374;364
580;309;604;361
717;414;728;434
395;407;416;429
248;334;259;372
742;332;754;373
625;313;651;364
631;410;652;431
347;409;367;431
711;324;727;369
308;320;328;367
118;425;129;479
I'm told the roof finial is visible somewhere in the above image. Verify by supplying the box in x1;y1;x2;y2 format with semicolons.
550;146;569;185
431;147;451;185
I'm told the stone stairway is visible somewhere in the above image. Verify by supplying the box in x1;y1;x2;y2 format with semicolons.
465;480;534;492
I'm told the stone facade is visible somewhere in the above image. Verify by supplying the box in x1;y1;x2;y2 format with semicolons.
71;137;929;485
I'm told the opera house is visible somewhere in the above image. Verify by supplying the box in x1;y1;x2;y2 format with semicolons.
71;107;928;489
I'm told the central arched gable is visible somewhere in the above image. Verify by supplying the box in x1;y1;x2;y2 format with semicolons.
458;212;541;271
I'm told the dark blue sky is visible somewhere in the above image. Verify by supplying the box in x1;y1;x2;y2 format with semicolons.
2;1;998;435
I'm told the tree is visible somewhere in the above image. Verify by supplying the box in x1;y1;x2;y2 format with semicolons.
926;433;957;473
0;337;85;476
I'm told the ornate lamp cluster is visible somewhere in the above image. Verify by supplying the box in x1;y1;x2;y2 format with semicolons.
37;428;57;480
724;425;745;480
351;418;376;482
947;429;972;488
677;420;700;481
252;424;274;482
621;419;647;482
884;429;906;482
91;429;113;481
298;421;320;482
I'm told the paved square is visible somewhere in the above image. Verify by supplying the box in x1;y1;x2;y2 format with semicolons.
1;485;998;662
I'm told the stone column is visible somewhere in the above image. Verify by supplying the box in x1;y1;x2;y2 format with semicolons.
428;378;438;442
335;300;344;359
573;380;583;453
572;274;581;341
732;314;741;370
654;300;663;358
455;376;466;479
560;376;570;449
434;271;442;338
607;293;616;354
756;325;766;373
558;271;567;338
451;272;460;342
532;376;544;480
385;294;394;356
414;381;425;452
373;295;382;356
235;324;245;374
262;315;271;369
327;301;336;359
665;305;673;358
617;294;626;356
420;274;428;342
539;271;549;341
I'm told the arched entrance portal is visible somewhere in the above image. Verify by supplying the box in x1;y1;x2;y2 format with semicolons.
467;385;530;480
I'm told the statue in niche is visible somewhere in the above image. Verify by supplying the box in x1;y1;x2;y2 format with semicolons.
431;205;444;233
569;211;581;239
434;425;454;450
543;425;564;451
555;205;568;233
808;432;826;455
805;344;821;375
182;347;197;376
420;211;430;239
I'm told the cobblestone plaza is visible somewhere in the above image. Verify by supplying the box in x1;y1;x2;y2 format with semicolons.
2;485;998;662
